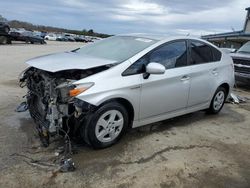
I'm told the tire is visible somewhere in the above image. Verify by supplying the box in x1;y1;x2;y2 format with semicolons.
83;102;129;149
207;87;227;114
0;36;8;44
7;38;11;44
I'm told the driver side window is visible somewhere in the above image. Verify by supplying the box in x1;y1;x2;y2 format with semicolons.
122;40;187;76
149;41;187;69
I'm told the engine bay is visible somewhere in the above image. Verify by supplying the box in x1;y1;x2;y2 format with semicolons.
19;65;111;147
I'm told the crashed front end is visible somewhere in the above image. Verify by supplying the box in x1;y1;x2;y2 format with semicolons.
19;66;108;146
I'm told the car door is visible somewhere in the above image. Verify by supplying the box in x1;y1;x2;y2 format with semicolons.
187;40;221;107
138;40;191;120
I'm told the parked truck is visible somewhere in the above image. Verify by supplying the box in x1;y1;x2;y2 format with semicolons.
0;21;12;44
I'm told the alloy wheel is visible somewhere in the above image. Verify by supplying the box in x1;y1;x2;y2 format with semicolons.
213;91;225;111
95;110;124;143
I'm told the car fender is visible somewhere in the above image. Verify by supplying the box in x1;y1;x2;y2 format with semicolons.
76;86;141;121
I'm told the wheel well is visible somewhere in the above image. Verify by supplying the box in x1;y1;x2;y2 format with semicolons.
219;83;230;97
100;98;134;129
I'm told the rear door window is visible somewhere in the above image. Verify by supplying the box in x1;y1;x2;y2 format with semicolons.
189;40;222;65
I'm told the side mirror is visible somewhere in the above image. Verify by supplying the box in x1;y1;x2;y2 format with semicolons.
146;62;165;75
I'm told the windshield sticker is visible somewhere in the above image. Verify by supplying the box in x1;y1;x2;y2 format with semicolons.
135;38;153;43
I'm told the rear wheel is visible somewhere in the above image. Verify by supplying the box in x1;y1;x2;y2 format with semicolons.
0;36;8;44
83;102;128;149
207;87;227;114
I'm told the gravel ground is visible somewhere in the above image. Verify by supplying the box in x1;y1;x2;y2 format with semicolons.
0;41;250;188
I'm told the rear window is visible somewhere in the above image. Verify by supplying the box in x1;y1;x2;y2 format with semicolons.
211;47;222;62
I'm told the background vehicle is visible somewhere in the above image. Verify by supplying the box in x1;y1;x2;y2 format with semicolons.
74;35;88;42
20;35;234;149
0;21;10;34
33;31;47;38
0;21;12;44
56;34;68;41
44;33;57;41
230;41;250;83
10;31;46;44
65;34;75;42
220;48;236;54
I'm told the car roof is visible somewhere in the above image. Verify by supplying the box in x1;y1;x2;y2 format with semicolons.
118;33;206;42
118;33;168;40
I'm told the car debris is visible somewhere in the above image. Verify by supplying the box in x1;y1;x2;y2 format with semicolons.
228;93;240;104
237;95;248;103
15;101;28;112
19;64;113;147
228;93;248;104
59;158;76;172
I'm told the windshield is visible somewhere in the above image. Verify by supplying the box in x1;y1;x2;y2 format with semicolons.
75;36;158;62
238;41;250;53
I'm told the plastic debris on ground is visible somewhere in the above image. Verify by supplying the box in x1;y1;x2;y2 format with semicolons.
59;158;76;172
228;93;248;104
15;101;28;112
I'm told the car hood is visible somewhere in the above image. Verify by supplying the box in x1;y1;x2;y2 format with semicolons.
230;52;250;61
26;52;117;72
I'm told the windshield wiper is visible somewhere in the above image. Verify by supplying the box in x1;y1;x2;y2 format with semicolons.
71;48;80;52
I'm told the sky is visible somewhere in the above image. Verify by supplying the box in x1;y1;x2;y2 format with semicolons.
0;0;249;36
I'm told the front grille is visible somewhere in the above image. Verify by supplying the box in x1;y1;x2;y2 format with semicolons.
234;66;250;74
233;58;250;74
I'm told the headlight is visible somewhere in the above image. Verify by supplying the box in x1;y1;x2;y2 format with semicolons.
69;82;94;97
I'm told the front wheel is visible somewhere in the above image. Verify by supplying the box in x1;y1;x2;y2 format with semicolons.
83;102;128;149
207;87;227;114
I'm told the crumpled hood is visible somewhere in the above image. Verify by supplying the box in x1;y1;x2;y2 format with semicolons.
26;52;117;72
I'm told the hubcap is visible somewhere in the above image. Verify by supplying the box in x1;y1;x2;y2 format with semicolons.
213;91;225;111
95;110;124;143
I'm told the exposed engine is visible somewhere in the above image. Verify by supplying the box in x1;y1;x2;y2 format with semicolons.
19;65;111;146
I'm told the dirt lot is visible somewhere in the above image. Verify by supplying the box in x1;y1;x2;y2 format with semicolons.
0;41;250;188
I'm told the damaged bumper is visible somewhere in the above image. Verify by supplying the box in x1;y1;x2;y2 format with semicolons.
19;66;104;147
235;72;250;83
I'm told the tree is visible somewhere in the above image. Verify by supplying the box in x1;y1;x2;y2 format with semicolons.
87;29;94;36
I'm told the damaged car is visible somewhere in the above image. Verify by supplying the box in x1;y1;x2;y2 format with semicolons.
19;34;235;149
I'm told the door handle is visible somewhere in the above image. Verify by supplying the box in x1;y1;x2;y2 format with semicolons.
130;85;141;90
212;68;218;75
180;75;190;81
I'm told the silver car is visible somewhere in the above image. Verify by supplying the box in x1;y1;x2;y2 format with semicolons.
20;34;235;148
